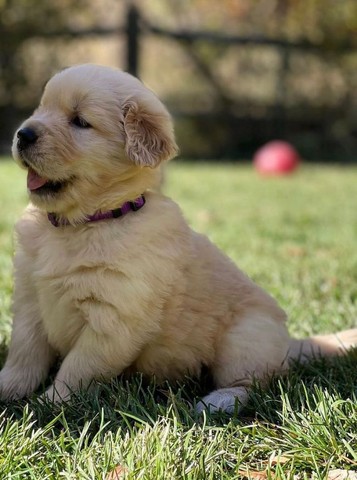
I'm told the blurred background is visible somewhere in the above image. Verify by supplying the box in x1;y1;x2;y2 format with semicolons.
0;0;356;161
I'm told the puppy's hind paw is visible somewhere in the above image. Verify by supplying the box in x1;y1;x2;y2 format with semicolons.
195;387;249;415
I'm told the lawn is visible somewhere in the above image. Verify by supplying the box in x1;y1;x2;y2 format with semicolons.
0;158;356;479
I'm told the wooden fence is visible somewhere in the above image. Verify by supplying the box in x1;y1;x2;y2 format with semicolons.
1;4;355;159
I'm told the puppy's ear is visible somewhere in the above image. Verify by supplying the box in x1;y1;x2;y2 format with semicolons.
122;99;178;168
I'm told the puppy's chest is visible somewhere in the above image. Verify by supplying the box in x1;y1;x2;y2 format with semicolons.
31;229;115;354
34;258;86;355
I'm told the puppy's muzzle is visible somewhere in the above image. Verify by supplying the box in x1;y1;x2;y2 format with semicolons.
17;127;38;151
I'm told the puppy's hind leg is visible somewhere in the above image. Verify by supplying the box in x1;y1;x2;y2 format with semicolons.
196;309;290;414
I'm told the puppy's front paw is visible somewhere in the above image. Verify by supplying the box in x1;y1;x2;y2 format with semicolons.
40;382;71;404
0;367;39;401
195;387;249;415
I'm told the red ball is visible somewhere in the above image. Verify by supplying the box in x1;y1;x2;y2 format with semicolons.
253;140;300;175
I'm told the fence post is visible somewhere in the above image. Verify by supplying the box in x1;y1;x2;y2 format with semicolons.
126;4;140;77
274;47;290;137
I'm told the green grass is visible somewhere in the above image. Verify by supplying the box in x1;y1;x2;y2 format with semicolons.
0;159;356;479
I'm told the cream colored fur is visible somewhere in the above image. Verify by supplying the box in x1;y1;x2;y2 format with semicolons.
0;64;356;413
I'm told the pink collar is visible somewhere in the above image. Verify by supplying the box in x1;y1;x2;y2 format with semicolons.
48;195;146;227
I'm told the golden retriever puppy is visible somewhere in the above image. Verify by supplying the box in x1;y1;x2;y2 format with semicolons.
0;64;356;413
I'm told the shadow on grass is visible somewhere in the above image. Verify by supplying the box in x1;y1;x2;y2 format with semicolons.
0;341;355;439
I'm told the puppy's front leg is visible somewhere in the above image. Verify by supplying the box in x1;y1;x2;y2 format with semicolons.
0;258;55;400
43;323;140;403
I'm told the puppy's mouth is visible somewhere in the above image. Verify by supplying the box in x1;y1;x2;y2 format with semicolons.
27;167;71;195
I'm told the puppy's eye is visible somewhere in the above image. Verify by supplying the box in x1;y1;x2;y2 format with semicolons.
71;116;92;129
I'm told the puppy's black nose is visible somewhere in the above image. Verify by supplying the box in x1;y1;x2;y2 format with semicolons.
17;127;38;149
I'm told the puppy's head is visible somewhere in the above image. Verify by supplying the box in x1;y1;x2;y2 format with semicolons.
12;64;178;220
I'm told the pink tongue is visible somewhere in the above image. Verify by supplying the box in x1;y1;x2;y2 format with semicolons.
27;168;49;191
